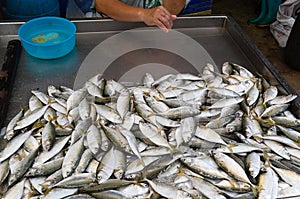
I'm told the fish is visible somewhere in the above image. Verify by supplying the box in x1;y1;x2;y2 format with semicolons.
5;109;24;140
75;149;93;174
263;85;278;104
96;146;116;183
246;151;262;178
158;106;201;119
185;174;226;199
86;124;102;156
66;88;87;111
14;105;49;130
257;165;278;199
212;151;252;185
52;173;96;188
2;178;25;199
180;156;231;180
90;190;129;199
27;157;64;177
1;63;300;198
208;97;244;109
41;121;56;151
33;136;70;167
0;160;9;186
62;136;85;178
138;121;173;150
195;125;227;146
113;149;127;179
0;130;33;163
8;146;40;186
94;104;123;124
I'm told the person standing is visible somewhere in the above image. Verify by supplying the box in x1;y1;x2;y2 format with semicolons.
94;0;187;31
66;0;188;32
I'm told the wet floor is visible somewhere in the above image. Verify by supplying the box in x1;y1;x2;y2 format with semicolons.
213;0;300;95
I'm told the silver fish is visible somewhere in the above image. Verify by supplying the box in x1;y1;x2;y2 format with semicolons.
145;178;190;199
90;190;129;199
209;97;244;109
85;81;103;98
138;121;173;150
158;106;201;119
277;125;300;142
5;109;24;140
257;166;278;199
0;130;32;163
142;73;155;88
0;159;9;185
41;121;56;151
260;104;290;118
31;90;50;105
80;179;135;193
86;124;102;156
246;151;261;178
180;156;231;180
263;85;278;104
185;175;226;199
27;157;64;177
97;146;116;183
118;182;150;198
14;105;49;130
212;151;252;185
94;104;123;124
78;97;91;120
9;146;40;186
195;125;227;146
62;136;85;178
34;136;70;166
113;149;126;179
53;173;96;188
75;149;93;173
43;188;78;199
117;126;143;163
2;178;25;199
101;124;131;154
66;88;87;111
264;139;291;160
117;90;130;119
268;94;297;105
246;81;260;106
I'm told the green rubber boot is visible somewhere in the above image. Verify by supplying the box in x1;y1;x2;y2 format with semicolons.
256;0;282;26
248;0;268;24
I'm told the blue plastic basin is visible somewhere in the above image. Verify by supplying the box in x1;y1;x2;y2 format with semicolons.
18;16;76;59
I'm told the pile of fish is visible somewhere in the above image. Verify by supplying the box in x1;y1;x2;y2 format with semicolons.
1;62;300;199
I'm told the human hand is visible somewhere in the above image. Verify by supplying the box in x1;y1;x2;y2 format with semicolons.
141;6;177;32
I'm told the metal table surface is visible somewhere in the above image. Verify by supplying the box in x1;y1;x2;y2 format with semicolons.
1;16;299;125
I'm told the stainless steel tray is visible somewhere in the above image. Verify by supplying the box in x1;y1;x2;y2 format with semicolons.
1;16;299;125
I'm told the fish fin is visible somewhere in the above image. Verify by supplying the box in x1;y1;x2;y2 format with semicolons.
253;134;263;143
139;158;146;167
251;184;259;197
297;137;300;146
228;143;238;153
33;120;45;129
40;183;52;194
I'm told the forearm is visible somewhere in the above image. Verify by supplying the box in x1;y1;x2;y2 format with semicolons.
163;0;186;15
95;0;181;31
95;0;145;22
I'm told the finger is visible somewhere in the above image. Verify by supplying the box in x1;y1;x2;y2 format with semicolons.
155;19;169;32
158;14;173;29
